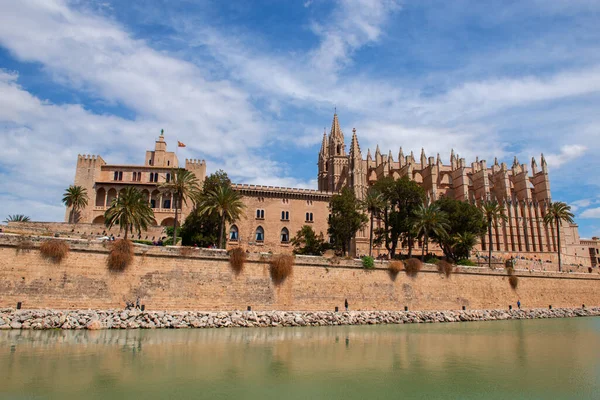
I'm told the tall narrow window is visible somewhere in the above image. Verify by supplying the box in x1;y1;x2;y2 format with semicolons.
255;226;264;242
285;211;289;220
118;171;123;181
229;225;239;241
166;173;171;183
280;228;289;243
114;171;119;181
306;212;309;221
149;173;154;182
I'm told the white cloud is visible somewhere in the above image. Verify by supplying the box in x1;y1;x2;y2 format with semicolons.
544;145;587;168
580;208;600;219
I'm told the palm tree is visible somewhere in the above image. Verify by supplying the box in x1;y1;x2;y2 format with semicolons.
413;203;450;259
197;185;245;249
543;201;575;272
104;187;155;239
480;200;508;269
362;187;385;257
4;214;31;223
159;169;201;246
62;185;89;223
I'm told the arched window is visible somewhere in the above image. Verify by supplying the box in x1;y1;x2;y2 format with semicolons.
256;209;264;219
166;173;171;183
229;225;239;241
281;211;285;220
154;173;158;183
149;173;154;182
167;161;170;166
285;211;289;220
113;171;118;181
309;212;313;222
95;188;106;207
255;226;264;242
306;212;309;221
337;144;341;155
280;228;289;243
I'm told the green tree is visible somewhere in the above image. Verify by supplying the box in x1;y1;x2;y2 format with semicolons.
180;170;231;247
328;187;368;256
432;196;486;261
373;177;425;258
62;185;89;223
159;169;201;246
480;200;508;269
4;214;31;223
362;187;385;257
543;201;575;272
412;203;450;259
104;187;155;239
197;184;245;249
291;225;327;255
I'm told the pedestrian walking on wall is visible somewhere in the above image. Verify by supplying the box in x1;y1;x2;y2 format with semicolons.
345;299;349;311
517;300;521;309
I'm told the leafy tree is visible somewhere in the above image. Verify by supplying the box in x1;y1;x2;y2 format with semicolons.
373;177;425;258
432;196;486;261
543;201;575;272
197;184;245;249
328;187;368;256
159;169;201;246
291;225;327;255
479;200;508;269
62;185;89;223
4;214;31;223
180;170;231;247
362;187;385;257
104;187;155;239
412;203;450;259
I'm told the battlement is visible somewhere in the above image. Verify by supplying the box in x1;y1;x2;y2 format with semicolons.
185;159;205;166
76;154;105;166
232;183;332;198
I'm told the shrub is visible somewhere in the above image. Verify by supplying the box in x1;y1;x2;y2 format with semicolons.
39;240;69;264
404;258;422;278
457;259;477;266
388;260;404;274
509;275;519;290
424;255;439;264
437;260;454;278
269;254;294;285
388;260;404;280
229;247;246;275
16;239;35;254
107;239;134;271
132;239;153;246
361;256;375;269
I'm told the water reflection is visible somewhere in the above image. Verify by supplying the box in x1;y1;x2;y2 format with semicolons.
1;318;599;399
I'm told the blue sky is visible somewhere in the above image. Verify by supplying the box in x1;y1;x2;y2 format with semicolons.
1;0;600;238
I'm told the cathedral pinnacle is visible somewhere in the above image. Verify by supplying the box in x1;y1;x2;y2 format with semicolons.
329;112;344;142
350;128;361;158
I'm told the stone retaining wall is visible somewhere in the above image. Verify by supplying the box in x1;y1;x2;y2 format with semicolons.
1;234;600;312
1;307;598;330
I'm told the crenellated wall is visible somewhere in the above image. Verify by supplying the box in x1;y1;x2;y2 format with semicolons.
1;235;599;312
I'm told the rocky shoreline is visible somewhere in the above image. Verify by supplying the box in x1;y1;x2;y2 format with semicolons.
0;307;598;330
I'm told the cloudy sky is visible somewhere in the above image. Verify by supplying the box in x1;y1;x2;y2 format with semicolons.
0;0;599;237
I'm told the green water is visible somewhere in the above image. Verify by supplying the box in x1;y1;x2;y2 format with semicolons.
1;318;599;399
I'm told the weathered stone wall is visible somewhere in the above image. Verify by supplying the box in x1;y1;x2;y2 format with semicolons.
1;234;599;311
4;222;166;241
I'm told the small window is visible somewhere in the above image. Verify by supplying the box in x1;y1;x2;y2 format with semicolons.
281;211;285;220
280;228;289;243
154;174;158;183
255;226;264;242
256;209;265;219
163;199;171;209
167;161;170;166
306;212;309;221
229;225;239;241
149;159;152;165
310;212;313;222
114;171;118;181
149;173;154;182
286;211;289;220
150;199;156;209
166;173;171;183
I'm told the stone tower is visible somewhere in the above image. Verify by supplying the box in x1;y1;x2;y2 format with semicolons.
349;128;367;200
318;113;349;192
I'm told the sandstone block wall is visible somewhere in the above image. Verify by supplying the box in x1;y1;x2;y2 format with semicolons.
1;235;599;311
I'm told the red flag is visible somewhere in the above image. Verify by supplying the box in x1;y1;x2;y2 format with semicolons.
177;141;186;148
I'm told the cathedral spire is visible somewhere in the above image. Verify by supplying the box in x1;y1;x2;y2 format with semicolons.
350;128;361;158
319;129;327;156
329;112;344;142
375;145;382;165
367;148;372;161
420;148;427;167
388;150;394;163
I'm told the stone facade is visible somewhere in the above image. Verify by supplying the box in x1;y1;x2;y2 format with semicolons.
67;132;206;229
1;235;599;311
62;117;598;266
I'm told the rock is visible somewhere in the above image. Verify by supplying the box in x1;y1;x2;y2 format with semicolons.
10;322;22;329
87;320;103;330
